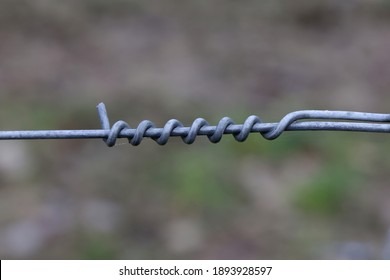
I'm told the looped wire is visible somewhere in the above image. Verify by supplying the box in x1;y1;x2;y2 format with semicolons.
96;103;390;147
0;102;389;144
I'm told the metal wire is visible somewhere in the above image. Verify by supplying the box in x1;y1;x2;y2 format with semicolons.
0;102;390;147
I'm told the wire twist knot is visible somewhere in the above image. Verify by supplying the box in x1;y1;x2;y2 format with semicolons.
97;103;390;147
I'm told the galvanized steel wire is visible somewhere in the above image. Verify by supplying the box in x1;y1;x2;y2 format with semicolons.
0;102;389;147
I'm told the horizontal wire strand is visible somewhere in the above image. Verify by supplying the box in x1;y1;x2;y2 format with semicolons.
0;102;389;147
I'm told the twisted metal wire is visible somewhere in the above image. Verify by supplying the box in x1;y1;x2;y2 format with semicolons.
96;103;390;147
0;102;390;147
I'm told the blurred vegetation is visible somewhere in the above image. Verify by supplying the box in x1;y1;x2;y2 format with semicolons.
1;0;390;259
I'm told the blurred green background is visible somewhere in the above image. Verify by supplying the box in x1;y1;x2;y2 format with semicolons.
1;0;390;259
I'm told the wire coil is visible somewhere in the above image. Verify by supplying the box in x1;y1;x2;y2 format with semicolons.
96;103;390;147
0;102;390;146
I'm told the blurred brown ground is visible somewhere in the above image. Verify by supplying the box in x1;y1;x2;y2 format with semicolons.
1;0;390;259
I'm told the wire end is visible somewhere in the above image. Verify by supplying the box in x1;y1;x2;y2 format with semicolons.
96;102;110;130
